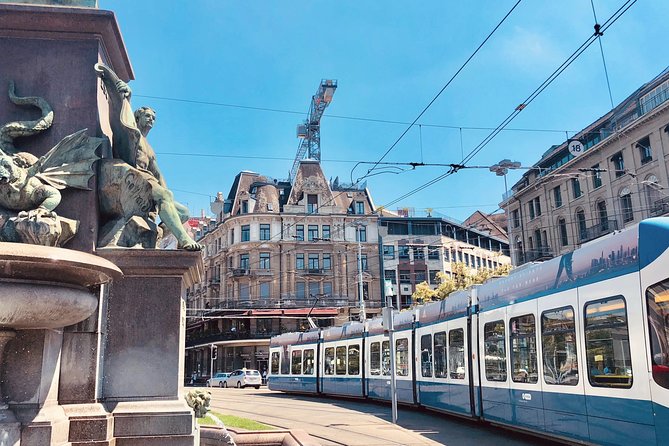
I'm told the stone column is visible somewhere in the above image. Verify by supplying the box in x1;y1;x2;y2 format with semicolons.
97;249;202;445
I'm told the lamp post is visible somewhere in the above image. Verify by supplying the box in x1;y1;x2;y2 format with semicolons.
490;159;521;265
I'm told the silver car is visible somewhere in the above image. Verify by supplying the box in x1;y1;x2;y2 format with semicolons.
224;369;262;389
206;372;230;387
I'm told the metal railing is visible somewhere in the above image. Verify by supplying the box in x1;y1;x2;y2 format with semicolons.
578;219;618;243
651;197;669;217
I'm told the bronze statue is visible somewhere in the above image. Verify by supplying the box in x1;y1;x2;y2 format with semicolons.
95;63;202;250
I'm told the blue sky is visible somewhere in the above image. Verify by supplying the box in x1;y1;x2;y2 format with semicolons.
99;0;668;222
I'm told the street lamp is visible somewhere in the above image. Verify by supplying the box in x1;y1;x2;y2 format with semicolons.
490;159;521;265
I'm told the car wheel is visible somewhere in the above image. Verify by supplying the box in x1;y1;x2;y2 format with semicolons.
236;381;241;388
223;381;228;388
255;386;260;389
219;381;224;388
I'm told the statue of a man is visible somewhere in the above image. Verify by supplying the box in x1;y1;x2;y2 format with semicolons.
96;64;201;250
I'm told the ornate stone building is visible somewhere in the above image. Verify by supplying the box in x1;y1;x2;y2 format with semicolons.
504;67;669;265
185;160;381;378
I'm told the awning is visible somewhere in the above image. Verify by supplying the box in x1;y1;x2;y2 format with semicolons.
283;308;339;316
250;310;283;316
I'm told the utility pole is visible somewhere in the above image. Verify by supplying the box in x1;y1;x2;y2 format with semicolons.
356;224;366;321
490;159;521;265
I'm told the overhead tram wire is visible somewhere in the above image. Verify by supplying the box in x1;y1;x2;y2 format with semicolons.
358;0;523;182
374;0;638;211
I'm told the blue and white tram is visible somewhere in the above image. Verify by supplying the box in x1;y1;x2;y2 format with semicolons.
268;330;319;394
269;218;669;446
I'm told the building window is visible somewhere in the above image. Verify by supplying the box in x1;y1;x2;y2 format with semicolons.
399;270;411;284
553;186;563;208
241;225;250;242
597;200;609;231
259;252;270;269
322;225;331;240
260;224;270;240
558;218;568;247
295;225;304;241
428;246;440;260
360;254;368;271
296;282;306;299
308;225;319;241
259;282;270;300
534;197;542;216
307;194;318;214
323;282;332;296
309;282;320;299
230;228;235;245
296;253;305;270
383;245;395;259
528;201;535;220
413;246;425;260
571;177;582;199
398;246;410;259
637;136;652;165
620;188;634;223
415;270;426;283
355;201;365;214
323;253;331;270
385;270;397;284
429;270;440;284
308;253;319;270
592;164;602;189
241;200;248;214
576;210;587;240
239;253;249;270
611;152;625;178
239;283;250;300
356;226;367;242
512;209;520;228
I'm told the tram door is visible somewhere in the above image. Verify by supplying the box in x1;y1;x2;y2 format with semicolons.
578;276;655;445
537;288;587;442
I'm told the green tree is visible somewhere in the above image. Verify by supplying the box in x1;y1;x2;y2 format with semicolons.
412;262;512;305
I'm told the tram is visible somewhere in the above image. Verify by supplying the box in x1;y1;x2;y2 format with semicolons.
269;217;669;445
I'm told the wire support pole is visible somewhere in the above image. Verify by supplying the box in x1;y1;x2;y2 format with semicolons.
356;224;366;322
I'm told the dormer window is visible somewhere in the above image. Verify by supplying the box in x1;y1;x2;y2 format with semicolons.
307;194;318;213
356;201;365;214
241;200;249;214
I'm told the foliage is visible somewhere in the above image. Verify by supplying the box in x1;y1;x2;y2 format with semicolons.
412;262;512;305
185;388;211;418
197;411;275;430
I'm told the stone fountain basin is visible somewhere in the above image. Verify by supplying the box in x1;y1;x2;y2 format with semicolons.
0;243;122;329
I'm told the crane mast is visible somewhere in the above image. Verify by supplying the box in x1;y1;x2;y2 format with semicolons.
290;79;337;183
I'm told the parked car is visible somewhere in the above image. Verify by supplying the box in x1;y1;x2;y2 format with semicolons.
223;369;262;389
206;372;231;387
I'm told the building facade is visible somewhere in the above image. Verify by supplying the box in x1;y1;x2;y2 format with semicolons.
504;67;669;265
379;216;511;309
185;160;381;379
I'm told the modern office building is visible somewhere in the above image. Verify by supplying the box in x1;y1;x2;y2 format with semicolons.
503;67;669;265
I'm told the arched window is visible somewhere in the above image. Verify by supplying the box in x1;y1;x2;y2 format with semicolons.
576;209;587;241
620;187;634;223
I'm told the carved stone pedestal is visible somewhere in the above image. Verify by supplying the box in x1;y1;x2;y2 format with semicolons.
96;249;202;445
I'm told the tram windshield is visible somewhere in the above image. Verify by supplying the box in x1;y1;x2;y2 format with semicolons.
647;279;669;389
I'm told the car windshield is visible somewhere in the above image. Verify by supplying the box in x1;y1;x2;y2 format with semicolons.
247;370;260;375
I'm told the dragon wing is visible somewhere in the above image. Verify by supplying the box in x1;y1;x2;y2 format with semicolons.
34;129;103;190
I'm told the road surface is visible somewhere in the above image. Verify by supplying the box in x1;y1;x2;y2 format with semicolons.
207;387;564;446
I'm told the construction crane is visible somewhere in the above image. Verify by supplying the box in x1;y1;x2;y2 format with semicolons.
290;79;337;183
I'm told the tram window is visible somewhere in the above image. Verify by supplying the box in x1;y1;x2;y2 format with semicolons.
585;297;632;388
280;345;291;375
484;320;507;381
434;331;448;378
271;351;280;375
303;349;315;375
291;350;302;375
396;338;409;376
348;345;360;375
510;314;538;384
370;342;381;375
647;279;669;389
421;334;433;377
336;346;347;375
449;328;465;380
382;341;391;375
324;347;335;375
542;307;578;385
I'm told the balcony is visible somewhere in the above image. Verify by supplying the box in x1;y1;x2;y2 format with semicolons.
303;268;325;275
189;296;382;311
651;197;669;217
232;268;249;277
578;219;618;244
520;246;554;263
